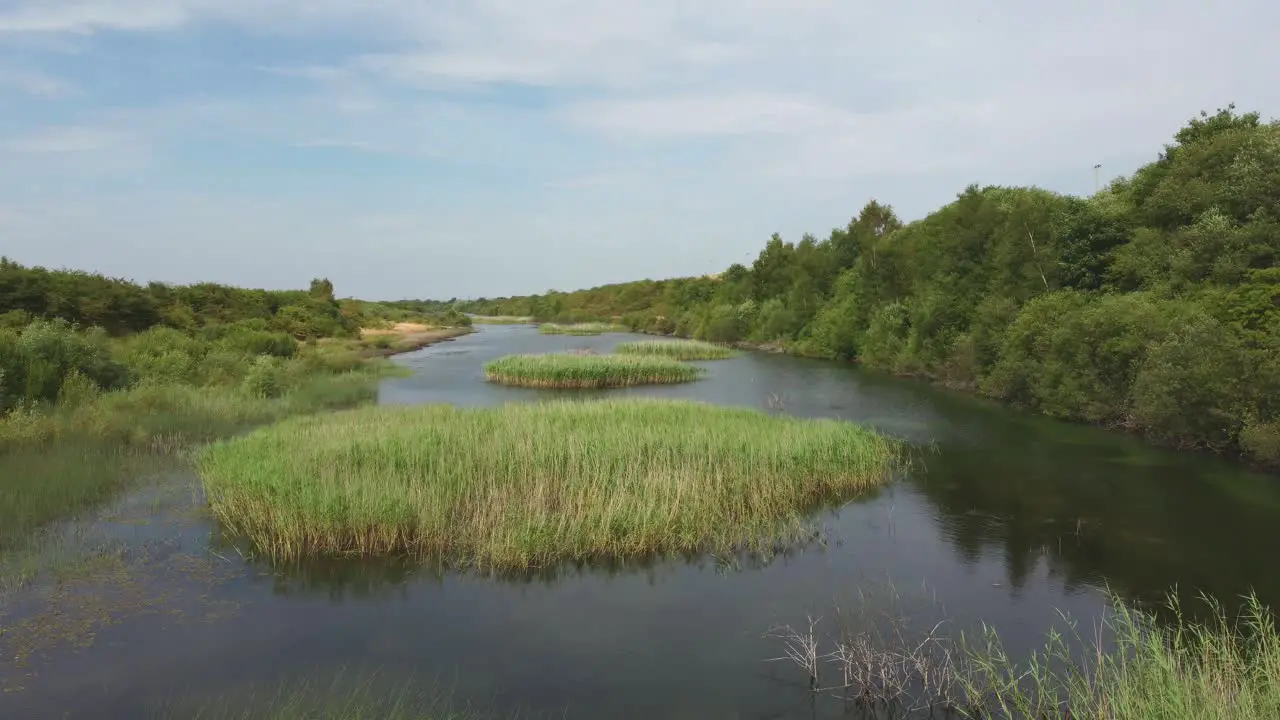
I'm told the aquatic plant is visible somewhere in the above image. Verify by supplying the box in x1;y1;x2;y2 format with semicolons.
767;591;1280;720
197;398;902;569
537;322;626;336
469;315;533;325
483;352;703;388
614;339;738;361
155;667;502;719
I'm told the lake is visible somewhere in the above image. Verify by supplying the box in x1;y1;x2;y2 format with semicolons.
3;324;1278;718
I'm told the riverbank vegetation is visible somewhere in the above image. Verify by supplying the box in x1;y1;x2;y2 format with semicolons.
614;339;737;361
483;353;703;388
538;322;626;335
0;259;470;551
455;106;1280;467
768;591;1280;719
198;399;902;569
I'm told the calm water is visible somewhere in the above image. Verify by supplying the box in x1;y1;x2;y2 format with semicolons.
3;325;1278;718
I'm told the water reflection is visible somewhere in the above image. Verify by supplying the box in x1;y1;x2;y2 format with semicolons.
384;325;1280;624
239;532;851;602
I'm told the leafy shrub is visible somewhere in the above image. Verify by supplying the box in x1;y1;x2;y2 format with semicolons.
216;329;299;358
241;356;286;399
0;320;130;412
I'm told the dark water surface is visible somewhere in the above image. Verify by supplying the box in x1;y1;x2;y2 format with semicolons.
3;325;1278;718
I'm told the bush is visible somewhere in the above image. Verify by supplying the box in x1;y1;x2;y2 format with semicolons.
0;319;131;412
1241;419;1280;465
57;369;101;410
1129;315;1249;450
860;301;911;370
216;329;299;358
241;356;286;399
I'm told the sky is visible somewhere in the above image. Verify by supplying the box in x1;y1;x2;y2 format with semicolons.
0;1;1277;301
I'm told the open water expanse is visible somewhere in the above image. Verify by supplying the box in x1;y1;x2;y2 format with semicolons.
3;324;1278;718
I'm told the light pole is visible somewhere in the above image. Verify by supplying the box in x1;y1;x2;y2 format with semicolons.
1094;163;1102;193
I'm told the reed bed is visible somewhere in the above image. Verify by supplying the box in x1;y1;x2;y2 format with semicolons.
469;315;533;325
483;352;703;388
197;399;902;569
614;339;738;361
537;322;627;335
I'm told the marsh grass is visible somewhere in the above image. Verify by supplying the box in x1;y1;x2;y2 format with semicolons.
0;363;390;554
198;399;902;569
470;315;533;325
615;339;738;361
483;353;703;388
537;322;626;336
0;446;157;552
958;593;1280;720
768;590;1280;720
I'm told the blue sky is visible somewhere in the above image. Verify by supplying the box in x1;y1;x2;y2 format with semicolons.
1;1;1277;300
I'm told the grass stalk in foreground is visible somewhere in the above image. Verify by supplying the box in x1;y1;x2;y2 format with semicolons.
768;590;1280;720
614;339;738;361
483;352;704;388
198;398;902;569
958;593;1280;720
537;322;626;335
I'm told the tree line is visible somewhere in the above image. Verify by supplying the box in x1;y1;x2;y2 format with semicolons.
0;262;471;414
458;106;1280;467
0;261;361;339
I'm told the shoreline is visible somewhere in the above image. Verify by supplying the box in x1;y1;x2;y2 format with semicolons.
619;327;1274;471
359;325;476;358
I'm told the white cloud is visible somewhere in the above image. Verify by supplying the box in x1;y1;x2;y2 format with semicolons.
0;0;1277;296
0;125;121;153
0;66;73;97
0;1;188;34
289;138;383;153
564;93;854;138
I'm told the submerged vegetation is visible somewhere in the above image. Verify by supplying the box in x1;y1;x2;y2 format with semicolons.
197;398;901;569
455;106;1280;466
614;339;738;361
537;322;626;335
156;669;503;720
482;352;704;388
768;591;1280;720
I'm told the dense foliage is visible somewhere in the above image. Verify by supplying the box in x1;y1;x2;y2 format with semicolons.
0;264;472;415
458;106;1280;466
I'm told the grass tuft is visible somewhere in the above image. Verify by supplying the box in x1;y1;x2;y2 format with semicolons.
197;398;902;569
768;587;1280;720
483;352;703;388
614;339;738;361
958;593;1280;720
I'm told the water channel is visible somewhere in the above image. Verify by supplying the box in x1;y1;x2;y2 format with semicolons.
3;325;1277;718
